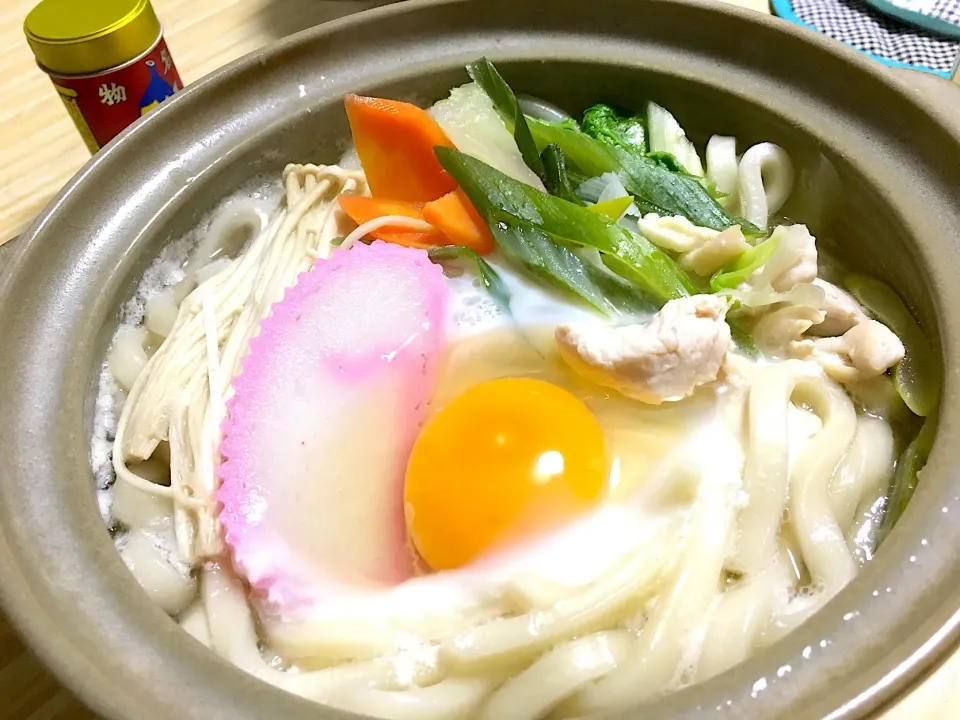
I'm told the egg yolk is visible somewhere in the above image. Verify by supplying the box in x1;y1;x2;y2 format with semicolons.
404;377;607;571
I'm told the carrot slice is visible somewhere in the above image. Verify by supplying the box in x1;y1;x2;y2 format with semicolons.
422;190;495;255
338;196;447;248
344;95;458;203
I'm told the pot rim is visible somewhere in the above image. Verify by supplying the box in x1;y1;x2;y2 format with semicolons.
2;2;960;719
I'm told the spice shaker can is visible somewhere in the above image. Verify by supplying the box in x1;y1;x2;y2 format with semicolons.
24;0;183;153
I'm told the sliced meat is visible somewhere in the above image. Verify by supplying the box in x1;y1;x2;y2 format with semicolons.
744;224;818;294
636;214;719;253
809;320;905;384
808;278;869;337
555;295;731;405
681;225;751;277
752;305;826;357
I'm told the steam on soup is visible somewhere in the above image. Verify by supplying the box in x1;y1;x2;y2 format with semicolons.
93;58;938;720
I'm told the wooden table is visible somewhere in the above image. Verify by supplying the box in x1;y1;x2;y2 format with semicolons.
1;0;959;718
0;0;391;245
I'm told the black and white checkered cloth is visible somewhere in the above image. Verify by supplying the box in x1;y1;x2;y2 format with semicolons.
920;0;960;27
775;0;960;74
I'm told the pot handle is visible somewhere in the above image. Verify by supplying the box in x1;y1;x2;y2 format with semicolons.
887;63;960;132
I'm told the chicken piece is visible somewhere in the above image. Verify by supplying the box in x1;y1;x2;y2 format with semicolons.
555;295;731;405
636;214;719;253
808;278;869;337
809;320;905;384
745;224;818;294
771;225;817;292
752;305;826;357
680;225;751;276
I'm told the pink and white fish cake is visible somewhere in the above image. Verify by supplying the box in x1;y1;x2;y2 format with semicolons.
217;241;449;614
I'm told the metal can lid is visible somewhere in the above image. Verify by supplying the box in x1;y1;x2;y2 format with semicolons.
24;0;162;76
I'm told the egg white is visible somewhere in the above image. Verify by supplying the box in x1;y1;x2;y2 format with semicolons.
443;253;609;343
266;259;834;677
275;261;719;618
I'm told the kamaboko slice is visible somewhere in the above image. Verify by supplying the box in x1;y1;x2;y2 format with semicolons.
218;241;448;612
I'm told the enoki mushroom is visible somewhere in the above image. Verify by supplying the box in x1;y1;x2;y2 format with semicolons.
112;164;368;564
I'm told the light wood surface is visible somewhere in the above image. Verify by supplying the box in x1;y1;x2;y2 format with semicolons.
0;0;386;245
1;0;959;718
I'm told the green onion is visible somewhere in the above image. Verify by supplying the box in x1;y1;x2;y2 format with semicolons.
647;152;724;199
427;245;512;313
489;211;625;314
529;119;758;234
436;146;696;305
540;144;584;205
607;231;698;301
465;58;759;235
467;58;546;183
614;147;760;235
728;317;760;358
584;257;658;316
587;196;634;222
527;117;619;180
710;233;783;292
876;417;936;546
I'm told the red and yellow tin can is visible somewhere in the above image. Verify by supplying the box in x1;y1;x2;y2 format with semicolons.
24;0;183;153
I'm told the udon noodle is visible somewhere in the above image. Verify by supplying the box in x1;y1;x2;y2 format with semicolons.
93;69;925;720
